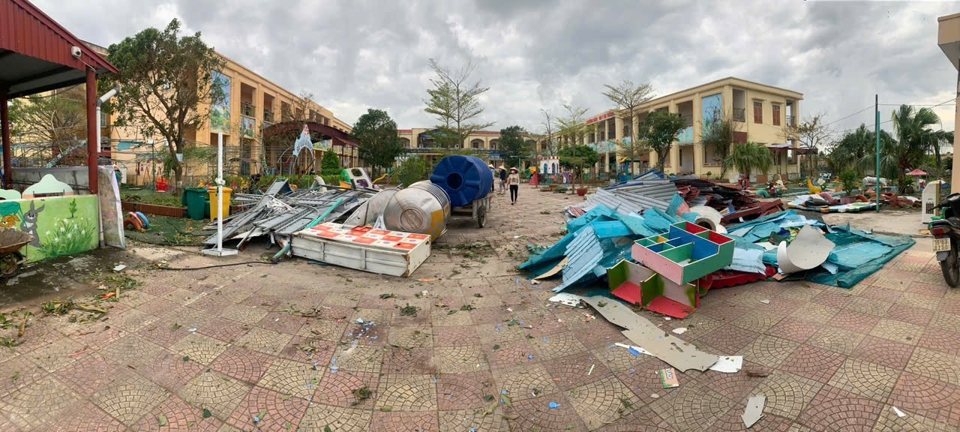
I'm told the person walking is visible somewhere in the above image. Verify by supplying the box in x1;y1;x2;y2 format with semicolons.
488;164;496;193
498;165;507;195
508;167;521;205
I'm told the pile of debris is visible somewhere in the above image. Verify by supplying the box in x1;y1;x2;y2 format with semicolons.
534;170;915;318
203;180;376;249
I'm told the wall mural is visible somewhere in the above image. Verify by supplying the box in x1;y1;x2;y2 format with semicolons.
0;196;99;263
210;71;232;134
701;94;723;128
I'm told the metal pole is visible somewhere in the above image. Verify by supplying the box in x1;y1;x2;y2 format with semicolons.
217;133;224;252
875;94;880;212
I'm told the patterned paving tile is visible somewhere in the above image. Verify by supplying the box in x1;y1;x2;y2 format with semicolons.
506;392;587;432
919;328;960;357
91;371;168;427
0;375;80;430
807;326;866;355
649;380;734;432
374;374;438;411
791;302;840;324
100;334;165;369
766;317;820;343
754;371;824;419
798;385;883;431
209;346;274;384
543;351;612;391
234;327;292;355
700;324;761;354
177;370;251;421
225;385;309;431
279;336;337;365
737;335;800;368
133;394;222;432
906;348;960;387
47;401;128;432
778;345;846;383
313;369;380;409
872;403;958;432
371;411;440;432
827;311;880;334
899;292;942;311
433;325;481;347
567;376;641;430
331;344;383;374
140;350;205;393
381;346;436;374
850;335;914;371
885;303;934;327
299;404;372;431
54;353;120;398
170;333;228;365
844;297;894;317
219;305;269;325
888;372;960;428
435;345;487;373
27;337;85;372
258;358;323;400
436;371;494;411
826;358;899;401
869;318;927;346
438;409;507;432
529;331;588;361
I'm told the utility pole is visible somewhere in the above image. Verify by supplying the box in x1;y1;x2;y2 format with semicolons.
875;94;880;212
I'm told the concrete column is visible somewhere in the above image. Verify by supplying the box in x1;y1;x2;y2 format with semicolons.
668;102;679;173
614;116;623;142
692;92;703;177
1;88;9;189
87;69;99;194
953;74;960;192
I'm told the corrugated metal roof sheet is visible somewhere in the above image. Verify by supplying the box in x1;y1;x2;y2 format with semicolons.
554;226;603;292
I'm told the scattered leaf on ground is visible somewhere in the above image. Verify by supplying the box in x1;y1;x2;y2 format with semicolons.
158;414;168;426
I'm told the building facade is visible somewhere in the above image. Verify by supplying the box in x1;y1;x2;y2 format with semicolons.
397;128;538;168
95;45;353;186
543;77;805;182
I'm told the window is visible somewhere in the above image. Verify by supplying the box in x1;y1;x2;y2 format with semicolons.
772;104;781;126
753;101;763;124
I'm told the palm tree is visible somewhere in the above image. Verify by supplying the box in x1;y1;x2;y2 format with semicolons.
725;142;773;182
831;124;895;176
886;105;940;191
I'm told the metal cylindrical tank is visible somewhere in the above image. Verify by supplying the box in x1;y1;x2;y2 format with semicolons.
362;189;398;225
382;185;450;241
430;155;494;208
409;181;451;220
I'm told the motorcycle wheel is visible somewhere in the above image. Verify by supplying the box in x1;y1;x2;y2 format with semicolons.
941;245;960;288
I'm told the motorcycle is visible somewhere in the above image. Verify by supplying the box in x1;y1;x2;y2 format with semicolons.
930;193;960;287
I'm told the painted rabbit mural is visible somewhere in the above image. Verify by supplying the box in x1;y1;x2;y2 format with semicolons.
0;196;99;263
21;201;44;248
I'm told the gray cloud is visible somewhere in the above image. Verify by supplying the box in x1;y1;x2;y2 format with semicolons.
35;0;960;137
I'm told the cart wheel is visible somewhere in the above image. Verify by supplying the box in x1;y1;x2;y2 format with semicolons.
0;254;19;276
477;204;486;228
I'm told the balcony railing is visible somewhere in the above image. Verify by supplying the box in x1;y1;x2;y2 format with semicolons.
681;114;694;128
733;108;746;122
263;109;274;123
241;102;256;117
786;115;795;126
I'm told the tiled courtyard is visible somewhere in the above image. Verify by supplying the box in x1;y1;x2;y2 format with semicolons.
0;185;959;431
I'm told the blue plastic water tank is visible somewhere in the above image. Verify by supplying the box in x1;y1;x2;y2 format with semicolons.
430;155;494;208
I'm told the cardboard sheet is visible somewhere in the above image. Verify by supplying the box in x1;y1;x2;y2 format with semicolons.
581;296;720;372
741;395;766;428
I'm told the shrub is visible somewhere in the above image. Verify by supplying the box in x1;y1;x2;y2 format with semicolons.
392;156;429;187
839;169;859;196
321;151;341;176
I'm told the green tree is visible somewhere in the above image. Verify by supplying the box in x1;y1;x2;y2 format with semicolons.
352;109;402;177
9;86;87;166
423;59;493;148
603;80;654;176
499;125;529;167
780;114;831;178
700;111;738;179
886;104;941;191
321;150;341;175
558;145;599;189
638;111;686;173
724;142;773;180
105;19;225;186
556;105;594;152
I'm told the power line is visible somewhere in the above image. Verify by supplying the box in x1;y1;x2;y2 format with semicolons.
825;105;874;126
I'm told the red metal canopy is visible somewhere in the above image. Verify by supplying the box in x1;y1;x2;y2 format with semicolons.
906;169;928;177
0;0;119;193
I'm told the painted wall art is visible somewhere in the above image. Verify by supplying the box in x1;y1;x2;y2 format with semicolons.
0;196;100;263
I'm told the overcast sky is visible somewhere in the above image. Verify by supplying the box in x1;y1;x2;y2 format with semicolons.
37;0;960;139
